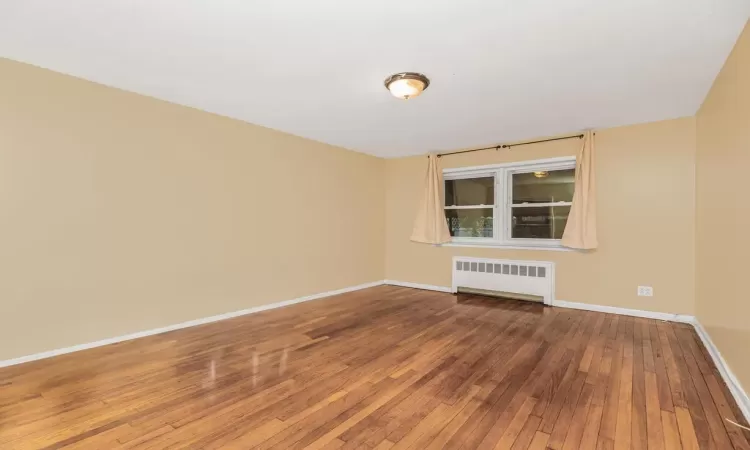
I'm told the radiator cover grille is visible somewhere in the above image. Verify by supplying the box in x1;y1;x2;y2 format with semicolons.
452;257;555;305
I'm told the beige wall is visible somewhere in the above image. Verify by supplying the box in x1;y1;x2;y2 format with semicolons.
386;118;697;315
696;22;750;392
0;58;385;361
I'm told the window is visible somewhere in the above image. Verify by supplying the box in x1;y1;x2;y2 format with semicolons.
443;157;575;248
444;176;494;238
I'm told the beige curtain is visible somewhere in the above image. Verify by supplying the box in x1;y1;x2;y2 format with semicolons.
411;154;452;244
562;130;598;249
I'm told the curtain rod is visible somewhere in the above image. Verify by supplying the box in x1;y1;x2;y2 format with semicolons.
434;134;584;158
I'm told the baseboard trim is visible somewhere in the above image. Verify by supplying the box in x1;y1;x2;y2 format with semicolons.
690;320;750;424
551;299;749;423
553;300;695;323
0;280;385;369
383;280;453;293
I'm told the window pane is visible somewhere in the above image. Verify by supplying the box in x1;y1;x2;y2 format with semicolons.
445;208;493;237
511;206;571;239
445;177;494;206
512;169;574;204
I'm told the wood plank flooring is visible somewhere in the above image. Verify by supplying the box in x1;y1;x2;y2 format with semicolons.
1;285;748;449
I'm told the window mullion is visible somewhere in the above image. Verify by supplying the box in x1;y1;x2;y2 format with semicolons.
494;169;504;244
505;168;511;244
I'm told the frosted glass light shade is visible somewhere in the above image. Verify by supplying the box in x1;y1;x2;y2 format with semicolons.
384;73;430;100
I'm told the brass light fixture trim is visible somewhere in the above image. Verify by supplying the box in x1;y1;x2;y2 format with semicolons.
384;72;430;99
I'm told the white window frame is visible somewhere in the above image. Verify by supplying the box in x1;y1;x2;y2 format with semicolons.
442;156;576;251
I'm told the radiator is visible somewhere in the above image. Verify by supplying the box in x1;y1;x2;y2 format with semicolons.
452;257;555;305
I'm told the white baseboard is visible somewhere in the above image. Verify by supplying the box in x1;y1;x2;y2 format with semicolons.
383;280;453;293
551;299;749;424
0;280;385;369
553;300;695;323
690;320;750;424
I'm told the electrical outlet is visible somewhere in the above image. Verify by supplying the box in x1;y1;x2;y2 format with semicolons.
637;286;654;297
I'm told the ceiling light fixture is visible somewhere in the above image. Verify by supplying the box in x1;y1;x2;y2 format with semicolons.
384;72;430;100
533;171;549;178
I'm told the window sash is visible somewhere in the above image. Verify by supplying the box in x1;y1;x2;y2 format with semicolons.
443;157;575;247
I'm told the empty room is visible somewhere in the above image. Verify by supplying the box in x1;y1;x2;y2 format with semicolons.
1;1;750;449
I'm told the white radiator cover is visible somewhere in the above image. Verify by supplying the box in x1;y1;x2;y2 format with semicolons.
452;257;556;305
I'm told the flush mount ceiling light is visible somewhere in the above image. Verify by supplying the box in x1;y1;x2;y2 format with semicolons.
384;72;430;100
533;171;549;178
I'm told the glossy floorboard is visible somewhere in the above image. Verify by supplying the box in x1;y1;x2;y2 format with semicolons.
1;286;748;449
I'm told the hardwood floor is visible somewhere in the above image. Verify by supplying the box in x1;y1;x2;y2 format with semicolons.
1;285;748;449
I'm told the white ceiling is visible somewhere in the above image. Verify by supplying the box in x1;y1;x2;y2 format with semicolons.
1;1;749;158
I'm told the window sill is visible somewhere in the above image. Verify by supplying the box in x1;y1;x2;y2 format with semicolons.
439;240;576;252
